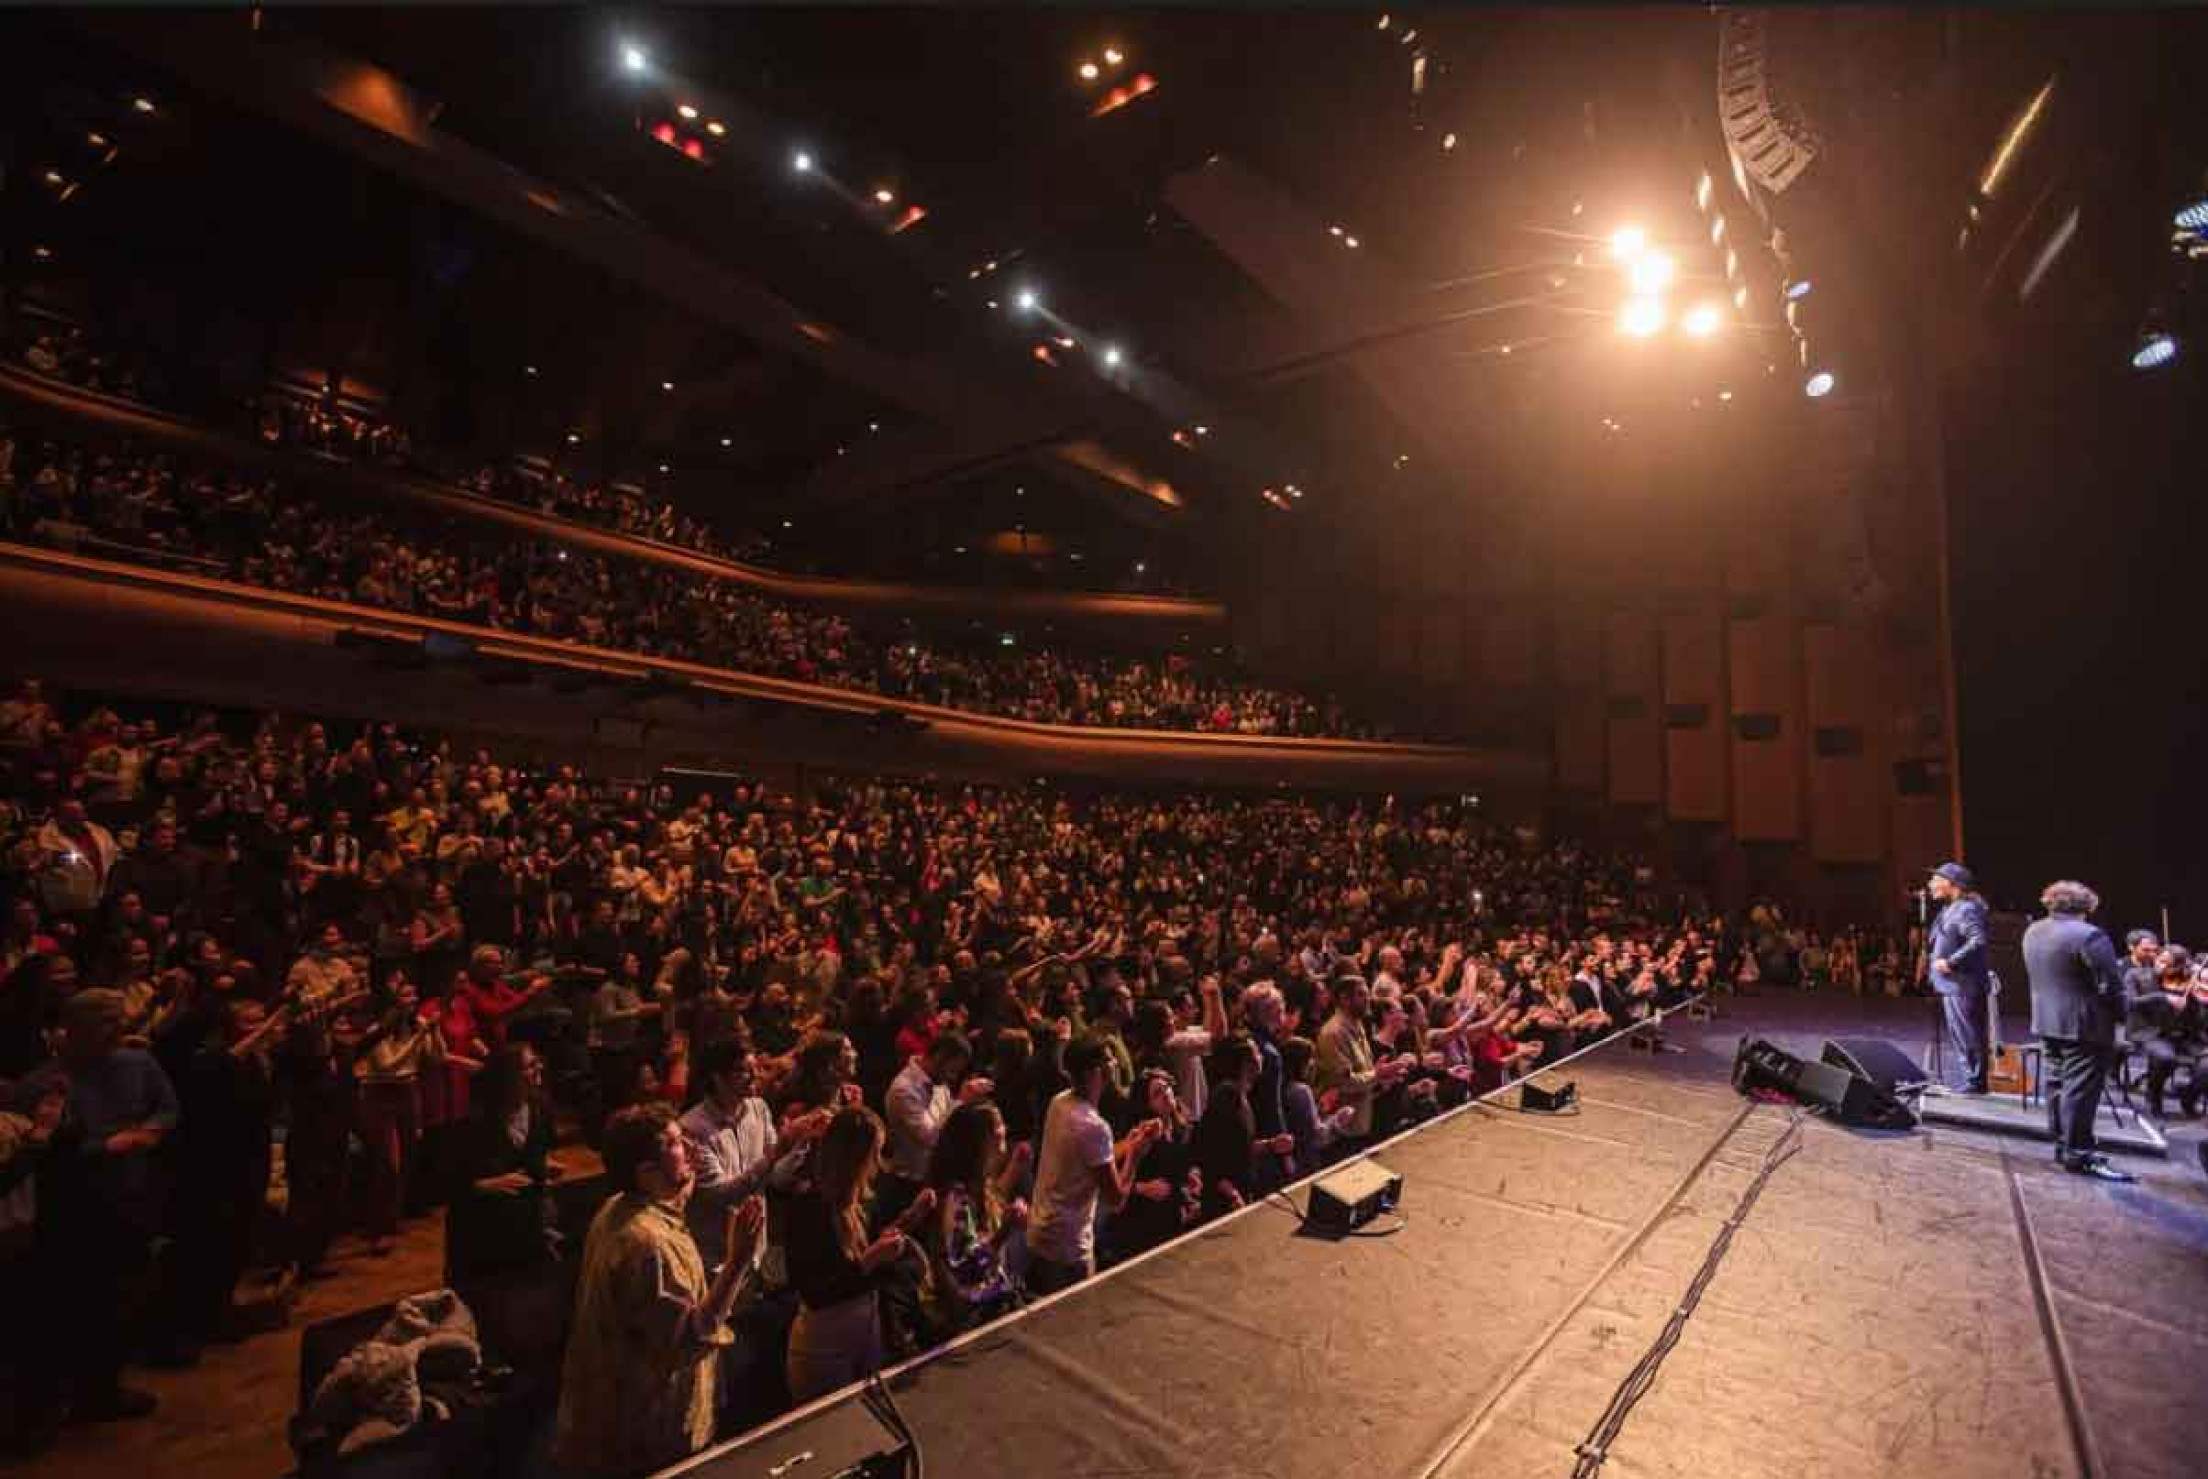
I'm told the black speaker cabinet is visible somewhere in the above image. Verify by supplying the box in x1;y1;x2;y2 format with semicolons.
1733;1037;1916;1129
1820;1038;1929;1095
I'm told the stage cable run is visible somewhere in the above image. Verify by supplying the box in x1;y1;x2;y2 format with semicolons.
1566;1108;1810;1478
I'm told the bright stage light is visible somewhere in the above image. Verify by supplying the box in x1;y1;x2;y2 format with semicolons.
1079;61;1100;80
706;120;726;136
1804;370;1836;398
677;103;697;120
1695;172;1712;211
620;44;648;74
1682;302;1725;338
873;187;895;205
1016;288;1039;313
1785;278;1813;301
1628;251;1675;294
1104;47;1124;66
791;150;814;174
2176;201;2208;232
1609;225;1648;260
1617;298;1667;337
1102;345;1124;367
2132;332;2178;370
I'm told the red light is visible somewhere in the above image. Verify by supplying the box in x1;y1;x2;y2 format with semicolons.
682;138;704;160
1090;75;1159;119
891;204;927;234
1032;344;1059;367
652;121;676;145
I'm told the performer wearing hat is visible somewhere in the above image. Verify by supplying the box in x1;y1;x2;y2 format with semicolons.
1923;862;1992;1094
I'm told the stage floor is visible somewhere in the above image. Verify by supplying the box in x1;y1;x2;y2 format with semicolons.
680;995;2208;1479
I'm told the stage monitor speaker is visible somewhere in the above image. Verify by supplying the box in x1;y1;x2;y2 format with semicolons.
1519;1080;1579;1114
1306;1158;1402;1236
1733;1037;1915;1128
1820;1038;1928;1095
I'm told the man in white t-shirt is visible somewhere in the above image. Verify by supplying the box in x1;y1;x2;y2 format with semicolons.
1026;1036;1160;1293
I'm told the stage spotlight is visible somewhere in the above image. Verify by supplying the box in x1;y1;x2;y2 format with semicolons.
1344;235;1361;249
873;187;895;205
1618;298;1667;337
1015;288;1039;313
1609;225;1648;260
132;96;156;114
1805;369;1836;398
1079;60;1100;81
620;44;648;74
2176;200;2208;232
791;150;814;174
677;103;697;120
1628;251;1675;294
706;120;726;136
1786;278;1813;301
1104;47;1124;66
2132;332;2178;370
1103;345;1124;367
1695;172;1713;211
1682;302;1725;338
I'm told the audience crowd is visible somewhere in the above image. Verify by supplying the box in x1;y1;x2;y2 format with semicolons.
0;676;1736;1459
0;424;1406;739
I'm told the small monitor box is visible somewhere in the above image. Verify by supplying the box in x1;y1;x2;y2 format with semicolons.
1306;1158;1403;1236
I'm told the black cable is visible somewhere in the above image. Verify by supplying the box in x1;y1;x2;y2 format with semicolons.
1566;1110;1808;1478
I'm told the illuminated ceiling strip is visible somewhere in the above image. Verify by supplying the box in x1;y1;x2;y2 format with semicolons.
2016;203;2080;303
1978;76;2055;199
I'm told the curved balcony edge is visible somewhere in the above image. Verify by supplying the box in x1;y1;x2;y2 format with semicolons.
0;542;1548;797
0;365;1227;631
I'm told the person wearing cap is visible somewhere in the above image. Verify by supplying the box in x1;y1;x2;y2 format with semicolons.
1924;862;1993;1095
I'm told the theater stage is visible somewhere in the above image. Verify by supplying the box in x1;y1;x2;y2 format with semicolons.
674;995;2208;1479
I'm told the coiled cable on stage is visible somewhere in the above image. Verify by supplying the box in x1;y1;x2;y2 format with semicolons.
1567;1108;1809;1477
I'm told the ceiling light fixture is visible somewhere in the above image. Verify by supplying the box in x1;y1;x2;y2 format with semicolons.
1617;297;1667;337
791;149;814;174
1629;251;1675;294
874;187;895;205
1805;369;1837;397
1015;288;1039;313
1103;47;1124;66
677;103;698;120
132;96;156;113
2131;331;2178;370
1344;235;1361;249
706;120;726;137
1103;345;1124;367
1079;60;1100;81
1785;278;1813;301
1681;301;1725;338
619;45;647;74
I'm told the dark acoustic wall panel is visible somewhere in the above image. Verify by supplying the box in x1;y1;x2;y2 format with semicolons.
1727;613;1803;841
1604;609;1663;806
1806;624;1883;863
1662;606;1728;822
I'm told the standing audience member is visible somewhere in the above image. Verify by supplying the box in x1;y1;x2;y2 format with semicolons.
553;1103;763;1478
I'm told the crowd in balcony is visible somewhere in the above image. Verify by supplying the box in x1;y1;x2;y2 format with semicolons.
0;424;1410;739
0;677;1729;1458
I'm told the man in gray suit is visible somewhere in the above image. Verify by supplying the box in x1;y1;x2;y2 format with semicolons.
1923;863;1992;1093
2022;879;2135;1182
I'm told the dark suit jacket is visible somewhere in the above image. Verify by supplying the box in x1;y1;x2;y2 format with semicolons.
1926;895;1992;996
2023;914;2126;1045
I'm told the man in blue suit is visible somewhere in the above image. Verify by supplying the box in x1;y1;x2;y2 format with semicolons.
1923;862;1992;1093
2022;879;2134;1182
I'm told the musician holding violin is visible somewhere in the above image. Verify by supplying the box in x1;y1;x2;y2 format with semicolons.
2128;945;2208;1120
